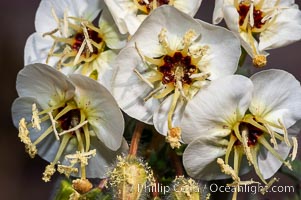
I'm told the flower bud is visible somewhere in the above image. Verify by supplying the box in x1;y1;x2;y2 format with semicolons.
167;176;202;200
108;155;154;200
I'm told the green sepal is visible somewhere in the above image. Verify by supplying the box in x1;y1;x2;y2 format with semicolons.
54;180;74;200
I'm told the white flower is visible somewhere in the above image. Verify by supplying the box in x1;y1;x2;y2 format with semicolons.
181;70;301;186
111;6;241;147
24;0;126;87
213;0;301;67
104;1;203;35
12;64;127;181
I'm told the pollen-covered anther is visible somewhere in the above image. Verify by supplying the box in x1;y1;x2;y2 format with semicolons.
188;45;209;58
18;118;38;158
166;127;182;149
172;176;200;198
31;103;41;131
18;118;31;144
65;149;96;166
57;164;79;177
158;28;169;48
42;163;56;182
25;144;38;159
182;29;197;47
217;158;240;183
252;54;267;68
72;178;93;194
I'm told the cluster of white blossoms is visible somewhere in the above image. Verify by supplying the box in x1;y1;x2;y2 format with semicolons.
213;0;301;67
12;64;128;181
12;0;301;199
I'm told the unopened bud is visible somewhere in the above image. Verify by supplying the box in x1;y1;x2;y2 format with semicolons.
72;178;93;194
167;176;202;200
108;155;154;200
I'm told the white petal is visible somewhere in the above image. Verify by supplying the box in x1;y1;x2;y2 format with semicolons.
11;97;60;162
257;119;300;180
259;8;301;51
69;74;124;151
181;75;253;143
173;0;202;16
183;136;251;180
99;7;127;49
35;0;101;33
195;20;241;79
127;6;204;57
111;47;161;124
213;0;225;24
16;64;75;108
75;50;117;89
104;0;137;34
258;141;291;179
127;6;240;78
153;95;185;136
250;69;301;129
24;33;56;66
84;137;129;178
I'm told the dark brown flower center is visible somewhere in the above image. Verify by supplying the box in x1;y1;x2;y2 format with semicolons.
137;0;170;13
72;29;103;56
235;122;264;146
238;3;265;29
159;52;197;85
57;109;81;132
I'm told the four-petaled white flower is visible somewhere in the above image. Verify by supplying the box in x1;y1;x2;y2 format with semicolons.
181;70;301;191
25;0;126;87
12;64;127;181
213;0;301;67
110;6;241;148
104;0;203;35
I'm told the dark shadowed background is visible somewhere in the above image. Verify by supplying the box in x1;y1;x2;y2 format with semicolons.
0;0;300;199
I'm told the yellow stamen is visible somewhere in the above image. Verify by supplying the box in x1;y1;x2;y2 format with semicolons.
167;88;180;130
58;120;88;136
133;68;154;89
42;163;56;182
260;177;279;195
57;164;78;177
48;111;60;140
250;145;267;184
65;149;97;166
74;39;87;65
225;134;237;164
241;128;253;165
257;136;292;170
277;119;291;146
291;137;298;161
82;22;94;53
31;103;41;130
166;127;181;149
152;83;175;99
